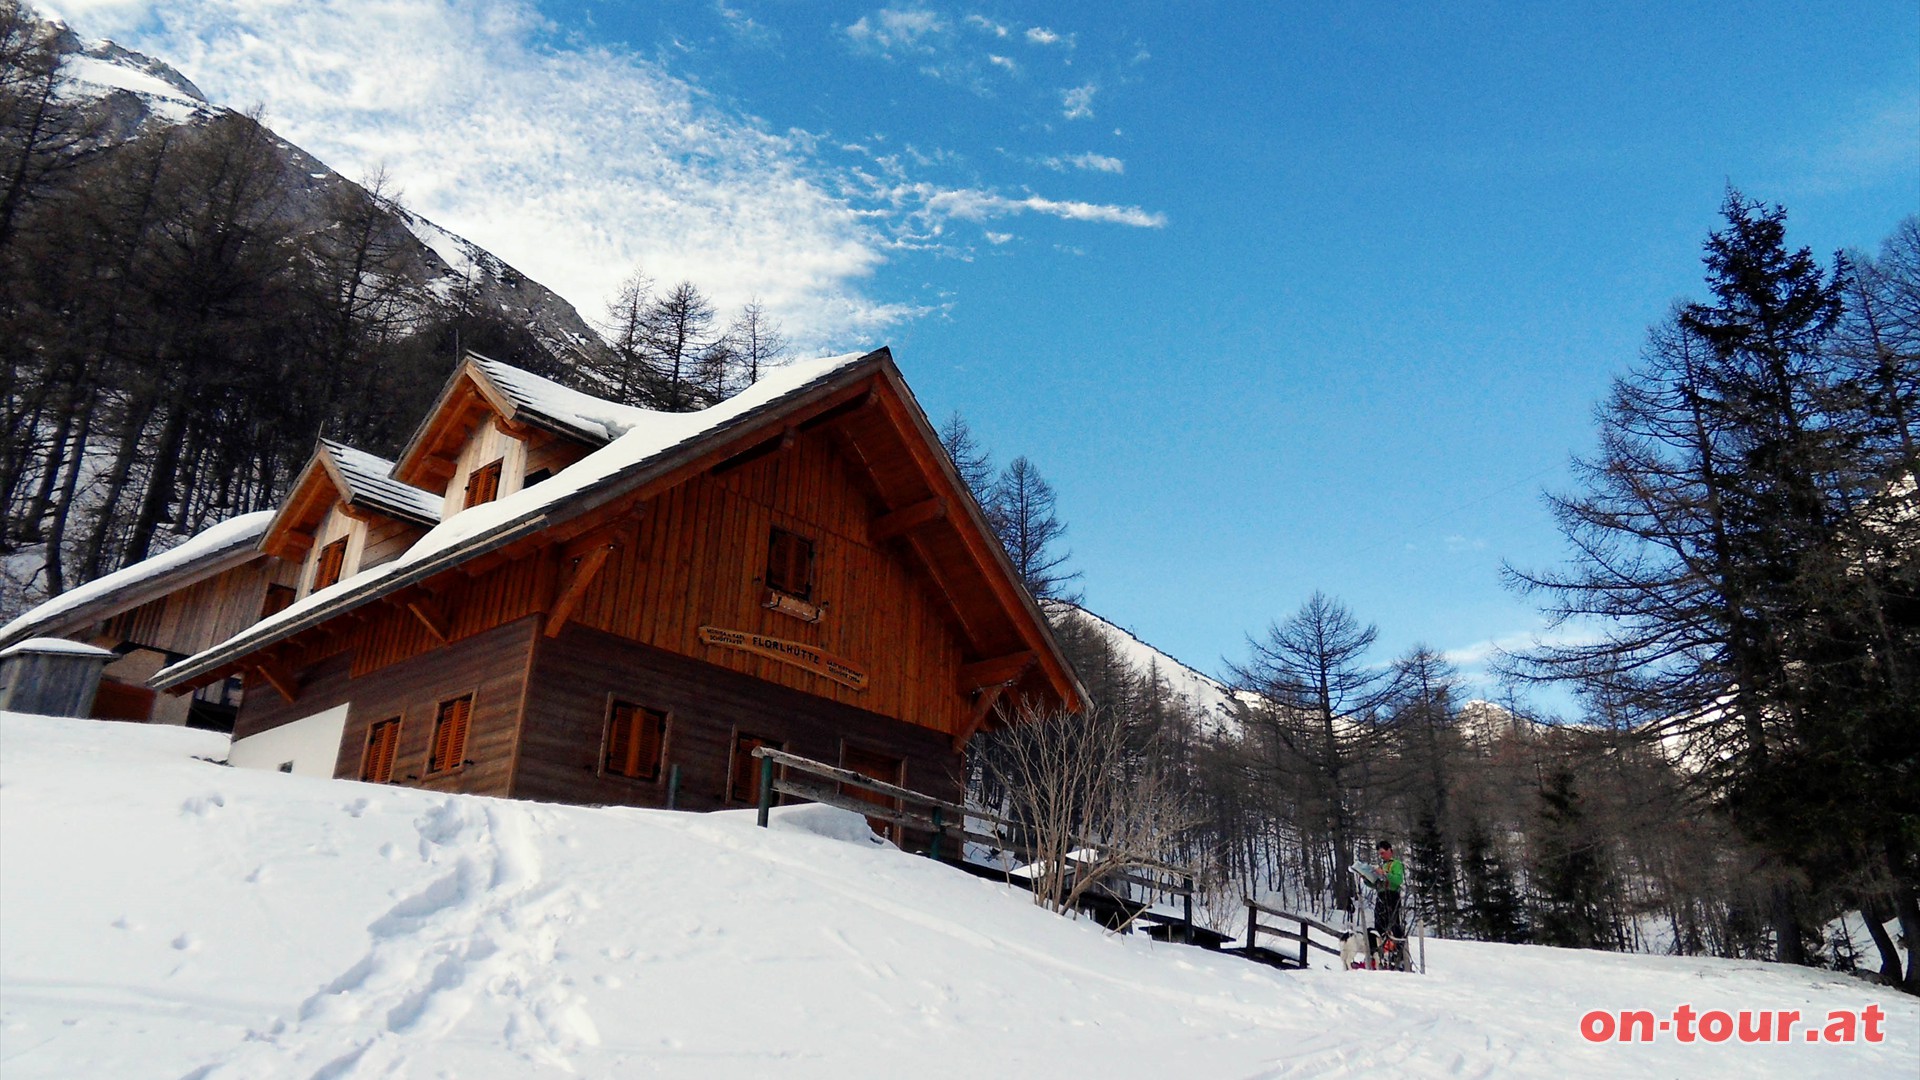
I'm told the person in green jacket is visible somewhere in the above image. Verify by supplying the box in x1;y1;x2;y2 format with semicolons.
1371;840;1406;944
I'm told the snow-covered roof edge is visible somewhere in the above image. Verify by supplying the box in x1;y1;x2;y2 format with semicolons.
319;440;441;526
153;351;886;691
0;637;117;660
0;512;275;651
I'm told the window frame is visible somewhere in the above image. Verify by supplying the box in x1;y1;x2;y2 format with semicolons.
600;697;669;783
765;527;815;601
361;716;401;783
727;730;784;804
426;693;475;775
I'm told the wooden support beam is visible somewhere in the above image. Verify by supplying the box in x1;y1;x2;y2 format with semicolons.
544;543;612;638
957;651;1037;693
871;496;947;543
417;455;457;485
253;660;299;704
952;682;1008;752
405;592;451;644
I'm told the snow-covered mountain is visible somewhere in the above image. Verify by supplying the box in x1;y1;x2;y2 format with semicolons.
42;23;614;368
3;713;1910;1078
1046;602;1238;731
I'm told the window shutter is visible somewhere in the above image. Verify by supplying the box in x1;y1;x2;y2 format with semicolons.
314;539;348;591
766;529;813;599
634;707;665;780
430;695;472;773
362;718;399;783
464;460;503;508
606;703;634;775
605;703;666;780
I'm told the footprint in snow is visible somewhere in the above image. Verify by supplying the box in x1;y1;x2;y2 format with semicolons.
172;932;199;952
180;793;225;816
343;797;371;818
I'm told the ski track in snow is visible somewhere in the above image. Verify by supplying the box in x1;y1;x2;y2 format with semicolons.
182;800;597;1080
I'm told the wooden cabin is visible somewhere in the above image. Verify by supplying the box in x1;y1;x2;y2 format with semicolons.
150;348;1085;810
0;512;297;729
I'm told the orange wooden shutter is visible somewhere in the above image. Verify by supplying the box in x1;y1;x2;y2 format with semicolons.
634;707;665;780
464;460;503;508
314;539;347;590
430;696;471;772
606;703;634;774
362;718;399;783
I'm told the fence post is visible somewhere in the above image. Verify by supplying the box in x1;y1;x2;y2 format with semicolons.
1182;875;1193;937
1297;916;1308;969
756;755;773;827
1245;900;1257;953
929;807;943;862
667;764;681;810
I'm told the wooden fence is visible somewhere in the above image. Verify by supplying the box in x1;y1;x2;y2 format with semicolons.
750;746;1198;934
1242;897;1346;970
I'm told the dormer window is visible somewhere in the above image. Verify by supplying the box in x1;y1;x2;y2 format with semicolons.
313;538;348;591
464;459;503;508
766;528;813;600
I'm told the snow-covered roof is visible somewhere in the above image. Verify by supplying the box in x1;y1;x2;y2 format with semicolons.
154;351;882;690
0;512;274;651
319;440;441;525
468;354;652;446
0;637;117;661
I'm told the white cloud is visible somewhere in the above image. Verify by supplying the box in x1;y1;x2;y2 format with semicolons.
715;1;774;45
984;231;1013;245
45;0;915;349
1024;26;1065;46
1061;83;1097;120
892;183;1165;228
1041;152;1124;174
988;54;1015;73
962;14;1008;37
845;8;947;54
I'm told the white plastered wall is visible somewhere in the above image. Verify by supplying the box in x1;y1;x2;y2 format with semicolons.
228;703;348;778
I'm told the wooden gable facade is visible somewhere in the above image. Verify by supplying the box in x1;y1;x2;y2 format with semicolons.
154;348;1083;813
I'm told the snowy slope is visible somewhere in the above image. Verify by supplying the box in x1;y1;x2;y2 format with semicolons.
3;716;1912;1078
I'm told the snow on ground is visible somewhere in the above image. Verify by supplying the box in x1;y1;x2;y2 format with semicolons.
2;715;1913;1079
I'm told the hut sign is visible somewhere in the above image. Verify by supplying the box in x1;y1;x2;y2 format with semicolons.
698;626;868;690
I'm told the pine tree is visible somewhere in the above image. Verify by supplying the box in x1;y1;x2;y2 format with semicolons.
1530;767;1618;950
1459;819;1529;943
991;456;1080;602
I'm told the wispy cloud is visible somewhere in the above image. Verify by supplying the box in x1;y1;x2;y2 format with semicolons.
887;183;1165;228
715;1;775;46
1024;26;1069;47
1041;152;1124;174
962;13;1008;38
845;7;947;55
1061;83;1097;119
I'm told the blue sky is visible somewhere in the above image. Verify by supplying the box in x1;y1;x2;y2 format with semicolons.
45;0;1920;706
